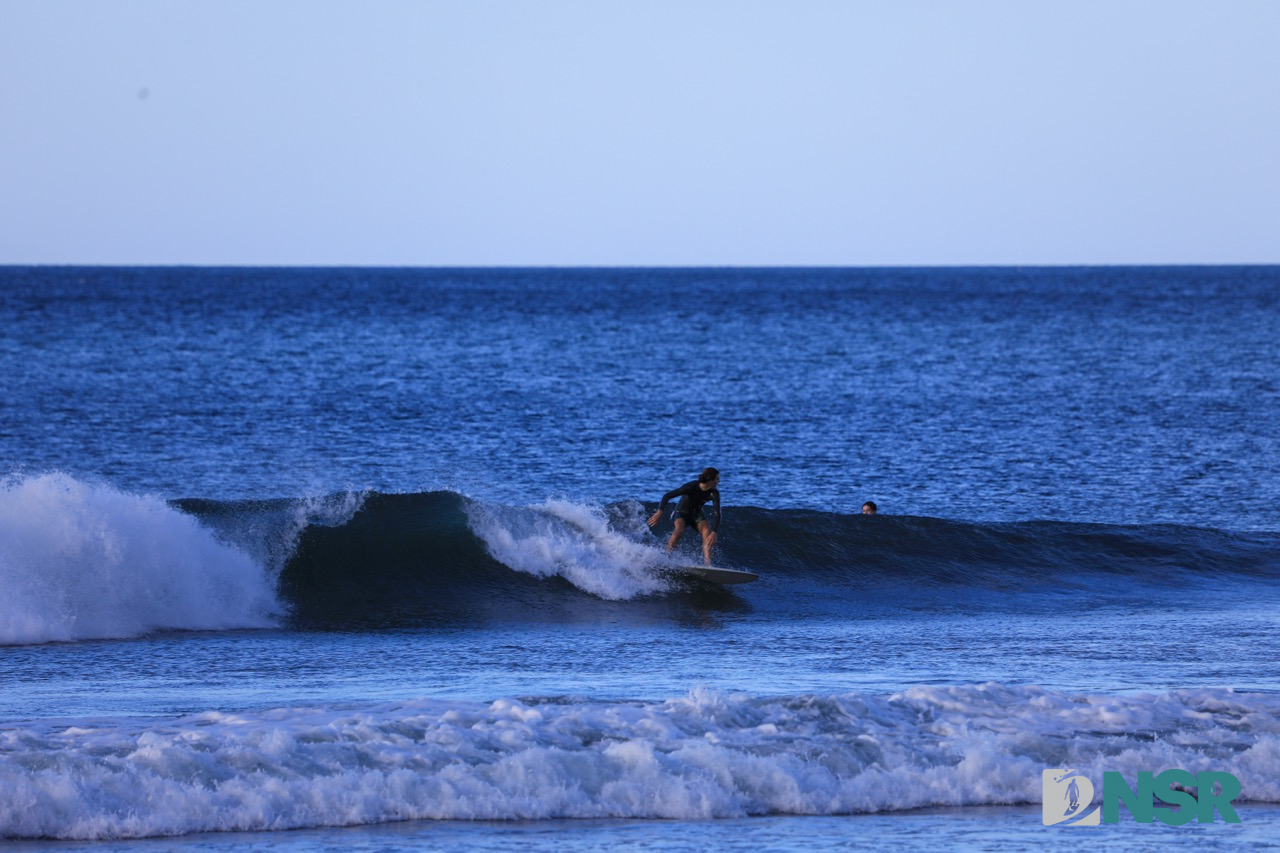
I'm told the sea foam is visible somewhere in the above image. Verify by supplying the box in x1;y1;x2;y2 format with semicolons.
1;684;1278;839
0;474;281;645
465;498;668;599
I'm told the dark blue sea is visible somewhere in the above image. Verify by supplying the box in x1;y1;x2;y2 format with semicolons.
2;266;1279;850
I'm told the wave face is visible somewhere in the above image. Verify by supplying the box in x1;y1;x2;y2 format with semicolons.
246;491;679;628
184;489;1280;628
719;507;1280;612
0;475;281;645
2;684;1278;839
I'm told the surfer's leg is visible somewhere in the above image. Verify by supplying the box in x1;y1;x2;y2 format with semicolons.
696;520;717;566
666;517;687;553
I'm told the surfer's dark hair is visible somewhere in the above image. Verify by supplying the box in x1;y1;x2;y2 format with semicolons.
699;467;720;484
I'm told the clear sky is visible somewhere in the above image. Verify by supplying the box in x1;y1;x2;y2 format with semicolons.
2;1;1277;266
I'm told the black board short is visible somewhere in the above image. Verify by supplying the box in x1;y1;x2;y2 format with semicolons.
672;508;709;528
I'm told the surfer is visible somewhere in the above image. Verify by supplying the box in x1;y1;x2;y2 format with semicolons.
648;467;721;566
861;501;878;515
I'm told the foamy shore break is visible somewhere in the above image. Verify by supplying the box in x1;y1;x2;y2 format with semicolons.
3;685;1279;840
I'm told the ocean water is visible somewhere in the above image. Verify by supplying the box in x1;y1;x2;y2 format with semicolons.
2;266;1279;850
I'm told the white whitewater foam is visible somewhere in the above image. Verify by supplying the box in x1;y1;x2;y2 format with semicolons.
0;474;282;645
465;498;668;599
1;684;1278;840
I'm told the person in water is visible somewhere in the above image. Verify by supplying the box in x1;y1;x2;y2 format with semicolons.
861;501;878;515
648;467;721;566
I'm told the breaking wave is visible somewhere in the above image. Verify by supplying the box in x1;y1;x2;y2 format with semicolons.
0;475;282;645
4;477;1278;642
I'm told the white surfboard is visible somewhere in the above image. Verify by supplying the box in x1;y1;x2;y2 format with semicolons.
669;565;758;585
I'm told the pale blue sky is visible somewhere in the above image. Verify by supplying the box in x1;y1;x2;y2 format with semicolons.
2;1;1277;266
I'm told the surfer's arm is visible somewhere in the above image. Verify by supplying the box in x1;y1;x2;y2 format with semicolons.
657;485;686;512
649;484;686;528
709;490;721;531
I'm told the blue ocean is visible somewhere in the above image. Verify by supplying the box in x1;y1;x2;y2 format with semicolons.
2;266;1279;851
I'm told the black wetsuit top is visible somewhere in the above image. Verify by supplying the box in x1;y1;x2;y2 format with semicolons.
659;481;721;531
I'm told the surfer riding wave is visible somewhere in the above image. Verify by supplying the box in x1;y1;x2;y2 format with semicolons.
647;467;721;566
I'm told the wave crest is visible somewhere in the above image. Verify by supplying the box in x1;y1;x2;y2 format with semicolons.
0;474;281;645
